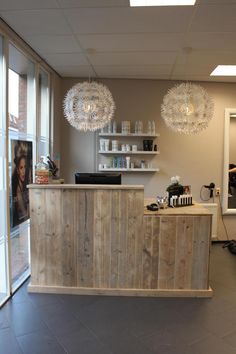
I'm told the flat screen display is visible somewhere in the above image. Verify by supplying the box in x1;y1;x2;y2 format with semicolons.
75;172;122;185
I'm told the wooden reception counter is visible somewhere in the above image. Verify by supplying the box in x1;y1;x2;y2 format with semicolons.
28;184;212;297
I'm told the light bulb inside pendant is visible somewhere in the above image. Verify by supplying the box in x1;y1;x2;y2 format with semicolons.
180;102;195;116
83;101;97;113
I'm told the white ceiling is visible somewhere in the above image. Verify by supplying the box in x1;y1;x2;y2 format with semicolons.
1;0;236;82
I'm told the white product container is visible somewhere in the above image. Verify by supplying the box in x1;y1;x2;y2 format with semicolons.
107;122;112;133
151;120;156;134
121;121;130;134
126;156;130;169
112;121;117;133
104;139;110;151
99;138;105;151
138;121;143;134
147;121;152;134
112;140;118;151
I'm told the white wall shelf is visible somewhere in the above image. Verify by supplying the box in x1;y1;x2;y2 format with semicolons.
99;168;160;172
98;150;159;155
96;127;160;173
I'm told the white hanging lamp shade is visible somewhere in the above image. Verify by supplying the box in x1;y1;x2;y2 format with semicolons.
63;81;115;132
161;83;214;135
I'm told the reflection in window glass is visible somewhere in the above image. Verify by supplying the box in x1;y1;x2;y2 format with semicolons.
8;44;36;136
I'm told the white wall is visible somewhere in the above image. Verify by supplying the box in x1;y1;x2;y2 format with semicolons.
60;78;236;240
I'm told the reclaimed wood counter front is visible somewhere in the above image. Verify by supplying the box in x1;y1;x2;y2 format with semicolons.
28;185;212;297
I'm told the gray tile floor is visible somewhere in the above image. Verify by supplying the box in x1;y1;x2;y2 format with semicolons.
1;243;236;354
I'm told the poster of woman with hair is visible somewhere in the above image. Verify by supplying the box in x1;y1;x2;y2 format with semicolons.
11;140;32;228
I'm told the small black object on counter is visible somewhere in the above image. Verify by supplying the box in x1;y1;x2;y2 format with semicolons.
146;203;159;211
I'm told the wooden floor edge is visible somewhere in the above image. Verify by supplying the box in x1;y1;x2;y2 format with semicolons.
27;284;213;298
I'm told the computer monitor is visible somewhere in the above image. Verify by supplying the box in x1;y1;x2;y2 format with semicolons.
75;172;122;185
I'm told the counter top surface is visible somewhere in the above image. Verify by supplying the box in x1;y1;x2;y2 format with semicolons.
144;198;212;215
28;184;144;190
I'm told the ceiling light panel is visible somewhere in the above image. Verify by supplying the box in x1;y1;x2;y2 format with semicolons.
211;65;236;76
130;0;196;6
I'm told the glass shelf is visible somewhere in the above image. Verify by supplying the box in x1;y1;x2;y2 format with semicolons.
97;129;160;174
99;133;159;137
98;150;159;155
99;168;160;172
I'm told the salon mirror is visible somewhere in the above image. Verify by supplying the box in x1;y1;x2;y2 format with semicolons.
223;108;236;214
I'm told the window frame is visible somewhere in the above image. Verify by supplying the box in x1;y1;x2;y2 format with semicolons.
0;24;54;304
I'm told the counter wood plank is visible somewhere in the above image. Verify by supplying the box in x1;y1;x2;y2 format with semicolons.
28;184;212;297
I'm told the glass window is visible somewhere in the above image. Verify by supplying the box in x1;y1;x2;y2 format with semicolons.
0;35;9;305
8;43;36;290
38;68;50;158
0;31;53;300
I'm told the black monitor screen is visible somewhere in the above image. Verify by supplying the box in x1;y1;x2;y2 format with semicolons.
75;172;121;185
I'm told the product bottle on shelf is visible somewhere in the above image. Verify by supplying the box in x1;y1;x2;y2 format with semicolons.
112;121;117;133
107;122;112;133
100;125;107;133
138;121;143;134
35;156;49;184
147;121;152;134
126;156;130;169
151;120;156;135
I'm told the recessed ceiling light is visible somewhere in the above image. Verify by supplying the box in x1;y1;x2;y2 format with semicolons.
211;65;236;76
130;0;196;6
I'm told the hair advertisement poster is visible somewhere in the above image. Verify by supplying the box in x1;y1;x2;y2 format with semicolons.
11;140;32;228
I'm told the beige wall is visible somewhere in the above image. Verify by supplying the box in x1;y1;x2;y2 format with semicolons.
60;78;236;240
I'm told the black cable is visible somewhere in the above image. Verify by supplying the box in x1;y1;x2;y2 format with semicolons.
200;184;229;241
217;194;230;241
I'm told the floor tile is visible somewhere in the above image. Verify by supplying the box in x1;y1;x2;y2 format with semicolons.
163;317;211;345
181;301;236;337
139;328;187;354
188;333;236;354
0;308;10;330
27;292;62;309
58;293;100;310
98;330;157;354
11;288;30;304
0;328;23;354
222;329;236;349
58;326;113;354
124;305;183;337
36;301;83;337
17;329;66;354
4;300;47;337
42;310;83;338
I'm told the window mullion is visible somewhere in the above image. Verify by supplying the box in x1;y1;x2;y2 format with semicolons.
3;36;12;297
